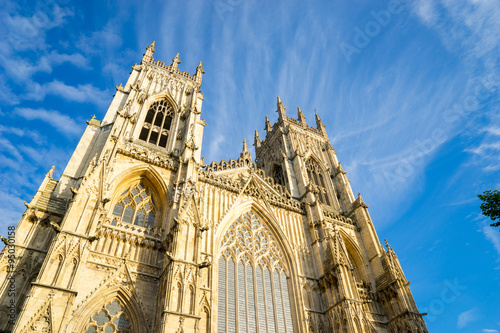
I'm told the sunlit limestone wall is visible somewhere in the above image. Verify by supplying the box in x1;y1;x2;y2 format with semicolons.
0;42;427;333
253;101;428;332
3;43;208;333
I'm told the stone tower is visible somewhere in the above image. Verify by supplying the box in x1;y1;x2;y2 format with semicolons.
0;43;428;333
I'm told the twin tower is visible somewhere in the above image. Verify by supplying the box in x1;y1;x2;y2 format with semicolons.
0;42;428;333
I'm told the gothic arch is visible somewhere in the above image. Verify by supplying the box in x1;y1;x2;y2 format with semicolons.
214;199;297;275
338;230;369;283
69;286;148;333
108;165;168;204
134;93;180;149
107;165;169;225
144;92;179;115
214;198;305;332
304;155;334;207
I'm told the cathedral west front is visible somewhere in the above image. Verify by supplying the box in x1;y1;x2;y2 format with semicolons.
0;42;428;333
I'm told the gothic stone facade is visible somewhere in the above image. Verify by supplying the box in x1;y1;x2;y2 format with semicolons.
0;42;428;333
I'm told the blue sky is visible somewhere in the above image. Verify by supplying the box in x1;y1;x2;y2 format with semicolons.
0;0;499;331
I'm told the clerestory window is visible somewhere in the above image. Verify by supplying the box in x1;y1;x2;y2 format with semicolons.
139;99;174;148
305;158;331;206
111;182;156;228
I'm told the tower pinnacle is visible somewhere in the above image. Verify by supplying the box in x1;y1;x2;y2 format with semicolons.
171;53;181;69
142;41;156;63
276;96;287;120
297;107;306;124
254;129;261;148
264;116;272;134
240;139;251;159
315;112;327;136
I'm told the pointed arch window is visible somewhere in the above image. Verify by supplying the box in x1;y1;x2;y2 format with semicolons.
85;300;131;333
111;182;156;228
305;159;331;206
217;211;295;333
271;164;285;187
139;99;174;148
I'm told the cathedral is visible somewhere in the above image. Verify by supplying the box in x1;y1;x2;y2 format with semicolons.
0;42;428;333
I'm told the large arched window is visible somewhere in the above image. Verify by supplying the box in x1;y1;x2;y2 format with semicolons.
217;211;295;333
139;99;174;148
305;158;330;206
111;182;156;228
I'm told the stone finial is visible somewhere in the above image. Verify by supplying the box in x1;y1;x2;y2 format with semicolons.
171;53;181;69
384;239;391;250
240;139;251;159
264;116;272;134
46;166;55;179
315;111;327;136
254;129;261;148
297;107;307;124
147;41;156;52
242;139;248;153
276;96;287;120
142;41;156;63
196;61;205;75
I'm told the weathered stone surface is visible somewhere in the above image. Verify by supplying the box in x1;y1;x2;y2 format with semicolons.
0;43;427;333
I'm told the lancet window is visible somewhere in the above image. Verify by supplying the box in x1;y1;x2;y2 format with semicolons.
271;164;285;187
305;158;330;206
84;300;131;333
139;99;174;148
111;182;156;228
217;211;295;333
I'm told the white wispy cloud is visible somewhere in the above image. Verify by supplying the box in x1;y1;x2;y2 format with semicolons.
413;0;438;24
0;125;45;144
43;80;110;108
486;126;500;136
2;3;73;53
15;107;83;136
483;224;500;257
465;140;500;172
412;0;500;76
20;80;110;108
482;329;499;333
457;309;478;329
76;21;123;56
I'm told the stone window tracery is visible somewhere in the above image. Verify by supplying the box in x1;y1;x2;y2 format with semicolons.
139;99;174;148
84;300;131;333
305;159;331;206
111;182;156;228
217;211;294;333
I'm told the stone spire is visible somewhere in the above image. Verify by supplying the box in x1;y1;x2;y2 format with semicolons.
264;116;272;135
142;41;156;63
315;112;327;136
297;107;306;124
171;53;181;69
276;96;287;120
240;139;251;160
254;129;261;148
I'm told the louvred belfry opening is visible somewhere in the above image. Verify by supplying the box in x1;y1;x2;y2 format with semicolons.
139;99;174;147
217;211;295;333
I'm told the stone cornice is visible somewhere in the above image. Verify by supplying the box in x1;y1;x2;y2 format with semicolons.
117;141;177;171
